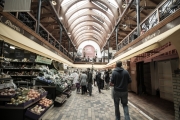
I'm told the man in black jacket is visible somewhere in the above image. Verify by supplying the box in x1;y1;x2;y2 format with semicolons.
110;61;132;120
87;68;92;96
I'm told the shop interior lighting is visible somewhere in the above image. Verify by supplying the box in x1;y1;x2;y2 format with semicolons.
10;46;15;49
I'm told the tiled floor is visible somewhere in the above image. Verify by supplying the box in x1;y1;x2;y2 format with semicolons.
128;92;174;120
43;86;150;120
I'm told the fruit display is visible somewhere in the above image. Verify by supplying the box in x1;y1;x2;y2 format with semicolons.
28;89;40;100
39;98;52;107
0;89;16;96
30;105;45;115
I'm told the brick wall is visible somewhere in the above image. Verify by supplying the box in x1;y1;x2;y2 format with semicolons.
173;74;180;120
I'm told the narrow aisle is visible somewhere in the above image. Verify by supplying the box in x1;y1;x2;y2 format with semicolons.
43;86;150;120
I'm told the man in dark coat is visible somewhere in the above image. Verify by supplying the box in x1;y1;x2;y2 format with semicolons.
96;71;102;93
87;68;92;96
104;69;110;90
110;61;132;120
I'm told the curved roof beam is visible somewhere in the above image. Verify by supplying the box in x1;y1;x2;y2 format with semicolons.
73;27;105;40
69;20;107;35
77;36;102;46
77;39;102;48
60;0;118;20
73;26;102;36
76;37;101;46
68;16;110;34
77;36;101;43
71;22;107;37
74;30;104;42
65;4;115;27
73;26;104;37
75;33;103;44
67;10;113;30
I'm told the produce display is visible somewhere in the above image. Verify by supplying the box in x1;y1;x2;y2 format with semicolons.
39;98;53;107
30;105;45;115
0;89;15;96
4;87;47;106
36;65;71;92
27;89;40;100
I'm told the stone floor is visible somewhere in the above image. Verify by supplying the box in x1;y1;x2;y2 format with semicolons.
43;86;151;120
128;92;174;120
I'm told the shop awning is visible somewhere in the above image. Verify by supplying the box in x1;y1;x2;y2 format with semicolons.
107;24;180;67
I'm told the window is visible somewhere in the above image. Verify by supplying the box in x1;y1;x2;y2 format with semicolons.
92;9;111;22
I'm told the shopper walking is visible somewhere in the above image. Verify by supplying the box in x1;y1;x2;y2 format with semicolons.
104;70;110;90
96;71;102;93
93;70;97;86
110;61;132;120
80;71;87;95
87;68;92;96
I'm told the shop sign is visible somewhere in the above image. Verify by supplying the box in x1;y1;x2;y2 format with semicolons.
0;15;23;33
35;55;52;65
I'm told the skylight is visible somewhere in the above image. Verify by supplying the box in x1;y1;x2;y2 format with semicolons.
92;26;103;33
92;15;104;24
92;9;111;22
92;1;108;11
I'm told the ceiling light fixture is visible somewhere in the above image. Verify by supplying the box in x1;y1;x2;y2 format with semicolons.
122;4;126;8
123;24;127;29
59;17;63;20
51;0;57;5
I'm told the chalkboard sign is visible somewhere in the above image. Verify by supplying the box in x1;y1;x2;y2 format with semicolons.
14;49;24;59
29;54;36;62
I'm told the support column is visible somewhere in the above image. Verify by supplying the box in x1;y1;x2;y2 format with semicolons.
59;24;62;50
68;39;70;57
136;0;140;37
103;48;105;62
108;40;110;63
36;0;42;34
73;47;74;61
116;25;119;51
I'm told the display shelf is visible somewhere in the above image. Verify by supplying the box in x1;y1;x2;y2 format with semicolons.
0;97;12;101
9;61;35;63
11;75;37;77
0;77;12;81
25;104;54;120
62;87;68;93
0;98;40;109
3;68;40;71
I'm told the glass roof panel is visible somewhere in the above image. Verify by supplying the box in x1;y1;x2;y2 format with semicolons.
92;9;111;22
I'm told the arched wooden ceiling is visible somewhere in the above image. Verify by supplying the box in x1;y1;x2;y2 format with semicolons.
30;0;164;51
59;0;120;49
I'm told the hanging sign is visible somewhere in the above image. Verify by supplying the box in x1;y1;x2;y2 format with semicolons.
35;55;52;65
